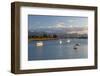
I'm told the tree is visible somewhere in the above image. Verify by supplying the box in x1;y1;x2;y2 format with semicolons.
43;34;48;38
53;34;57;38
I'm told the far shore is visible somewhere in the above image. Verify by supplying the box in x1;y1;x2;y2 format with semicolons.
28;37;87;41
28;38;57;41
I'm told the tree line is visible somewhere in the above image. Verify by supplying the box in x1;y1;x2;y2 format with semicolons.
28;33;57;38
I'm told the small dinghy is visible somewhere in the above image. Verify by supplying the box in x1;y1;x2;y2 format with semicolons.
36;41;43;47
73;46;78;50
73;43;80;50
75;43;80;46
67;39;70;43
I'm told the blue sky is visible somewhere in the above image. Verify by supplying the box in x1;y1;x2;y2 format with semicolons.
28;15;88;34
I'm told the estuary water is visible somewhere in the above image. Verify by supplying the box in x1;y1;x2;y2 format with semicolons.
28;39;88;61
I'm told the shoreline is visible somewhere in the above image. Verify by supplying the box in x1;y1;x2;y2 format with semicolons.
28;38;57;41
28;37;87;41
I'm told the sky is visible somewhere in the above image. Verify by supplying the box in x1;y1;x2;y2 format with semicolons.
28;15;88;34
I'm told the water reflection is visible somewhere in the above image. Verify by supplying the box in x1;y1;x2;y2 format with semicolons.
36;46;43;59
28;39;88;60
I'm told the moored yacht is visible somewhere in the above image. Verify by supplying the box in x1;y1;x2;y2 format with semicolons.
36;41;43;46
59;40;62;44
67;39;71;43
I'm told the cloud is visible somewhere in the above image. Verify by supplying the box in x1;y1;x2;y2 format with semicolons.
63;26;88;34
55;22;66;28
29;22;88;34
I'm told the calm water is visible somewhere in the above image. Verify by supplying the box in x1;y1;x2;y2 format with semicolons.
28;39;88;61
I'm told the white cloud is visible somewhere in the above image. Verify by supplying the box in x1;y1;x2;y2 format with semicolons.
55;22;66;28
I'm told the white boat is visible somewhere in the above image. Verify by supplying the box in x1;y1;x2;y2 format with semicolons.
67;39;70;43
36;41;43;47
59;40;62;44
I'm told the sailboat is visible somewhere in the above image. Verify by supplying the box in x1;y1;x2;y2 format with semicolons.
36;41;43;47
67;39;70;43
59;40;62;44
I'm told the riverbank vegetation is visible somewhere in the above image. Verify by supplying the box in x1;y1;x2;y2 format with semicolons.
28;33;87;41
